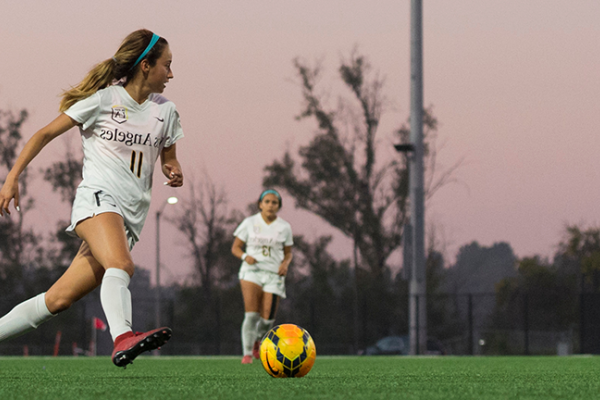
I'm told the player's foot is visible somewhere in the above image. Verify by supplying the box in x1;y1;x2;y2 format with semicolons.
241;355;253;364
111;327;172;368
252;340;260;359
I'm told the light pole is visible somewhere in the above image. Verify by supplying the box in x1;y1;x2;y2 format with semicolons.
395;0;427;356
155;196;178;332
408;0;427;356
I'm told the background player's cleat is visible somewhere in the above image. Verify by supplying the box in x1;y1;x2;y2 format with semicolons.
112;327;172;367
241;355;253;364
252;340;260;359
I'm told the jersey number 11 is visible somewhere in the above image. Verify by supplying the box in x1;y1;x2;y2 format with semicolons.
130;150;144;178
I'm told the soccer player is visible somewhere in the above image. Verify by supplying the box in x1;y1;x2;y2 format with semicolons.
0;29;184;367
231;189;294;364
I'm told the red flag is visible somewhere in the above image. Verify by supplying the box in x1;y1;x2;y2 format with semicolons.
93;317;107;331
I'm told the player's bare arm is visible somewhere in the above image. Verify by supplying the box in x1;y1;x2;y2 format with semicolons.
160;143;183;187
0;113;77;216
278;246;293;276
232;237;257;265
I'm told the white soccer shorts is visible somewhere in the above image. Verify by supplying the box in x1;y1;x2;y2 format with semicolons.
239;268;287;298
66;187;136;250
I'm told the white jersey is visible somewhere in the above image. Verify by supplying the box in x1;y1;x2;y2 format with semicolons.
233;213;293;274
64;84;184;243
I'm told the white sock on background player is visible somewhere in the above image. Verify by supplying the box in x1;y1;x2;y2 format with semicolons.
256;317;275;342
0;292;55;342
242;312;260;356
101;268;133;341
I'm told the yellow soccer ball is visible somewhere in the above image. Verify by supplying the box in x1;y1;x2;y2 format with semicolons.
259;324;316;378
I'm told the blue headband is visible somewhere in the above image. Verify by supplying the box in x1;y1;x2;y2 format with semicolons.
130;33;160;70
260;189;281;201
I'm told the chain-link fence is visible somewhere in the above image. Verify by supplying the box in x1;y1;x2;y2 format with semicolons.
2;286;595;357
426;292;580;356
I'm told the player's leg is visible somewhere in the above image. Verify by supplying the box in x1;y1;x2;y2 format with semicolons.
254;272;284;351
74;212;171;367
74;213;135;341
45;241;106;312
0;293;55;342
240;278;263;363
256;292;279;346
0;241;104;342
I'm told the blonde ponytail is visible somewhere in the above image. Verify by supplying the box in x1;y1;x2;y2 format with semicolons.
59;58;116;112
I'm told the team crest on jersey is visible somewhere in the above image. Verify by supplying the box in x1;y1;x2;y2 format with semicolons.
111;106;128;124
253;225;261;234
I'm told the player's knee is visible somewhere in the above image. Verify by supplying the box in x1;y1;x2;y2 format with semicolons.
45;292;73;314
106;260;135;277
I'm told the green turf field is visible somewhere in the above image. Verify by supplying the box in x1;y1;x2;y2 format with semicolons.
0;356;599;399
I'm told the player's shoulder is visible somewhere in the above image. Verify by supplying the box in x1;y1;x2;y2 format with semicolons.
97;84;119;98
247;213;263;224
237;213;258;227
91;85;121;106
275;216;292;229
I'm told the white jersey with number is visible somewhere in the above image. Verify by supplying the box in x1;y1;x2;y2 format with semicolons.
233;213;293;274
64;84;184;243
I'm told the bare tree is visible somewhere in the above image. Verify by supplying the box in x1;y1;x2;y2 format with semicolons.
0;109;39;286
42;138;83;266
170;175;239;300
43;138;82;204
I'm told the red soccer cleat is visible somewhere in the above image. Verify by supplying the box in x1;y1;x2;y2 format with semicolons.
241;355;253;364
252;340;260;359
111;327;172;368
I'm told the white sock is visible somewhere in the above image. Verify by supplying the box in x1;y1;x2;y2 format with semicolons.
100;268;133;342
0;293;55;342
256;318;275;342
241;312;260;356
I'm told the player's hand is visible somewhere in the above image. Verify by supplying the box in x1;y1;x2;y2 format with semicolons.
245;255;257;265
278;264;288;276
163;164;183;187
0;178;20;217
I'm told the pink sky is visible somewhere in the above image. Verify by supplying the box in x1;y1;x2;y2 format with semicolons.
1;1;599;283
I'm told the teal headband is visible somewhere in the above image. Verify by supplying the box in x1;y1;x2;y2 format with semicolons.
260;189;281;201
130;33;160;70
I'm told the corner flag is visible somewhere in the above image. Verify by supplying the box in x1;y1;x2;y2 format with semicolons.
93;317;107;331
